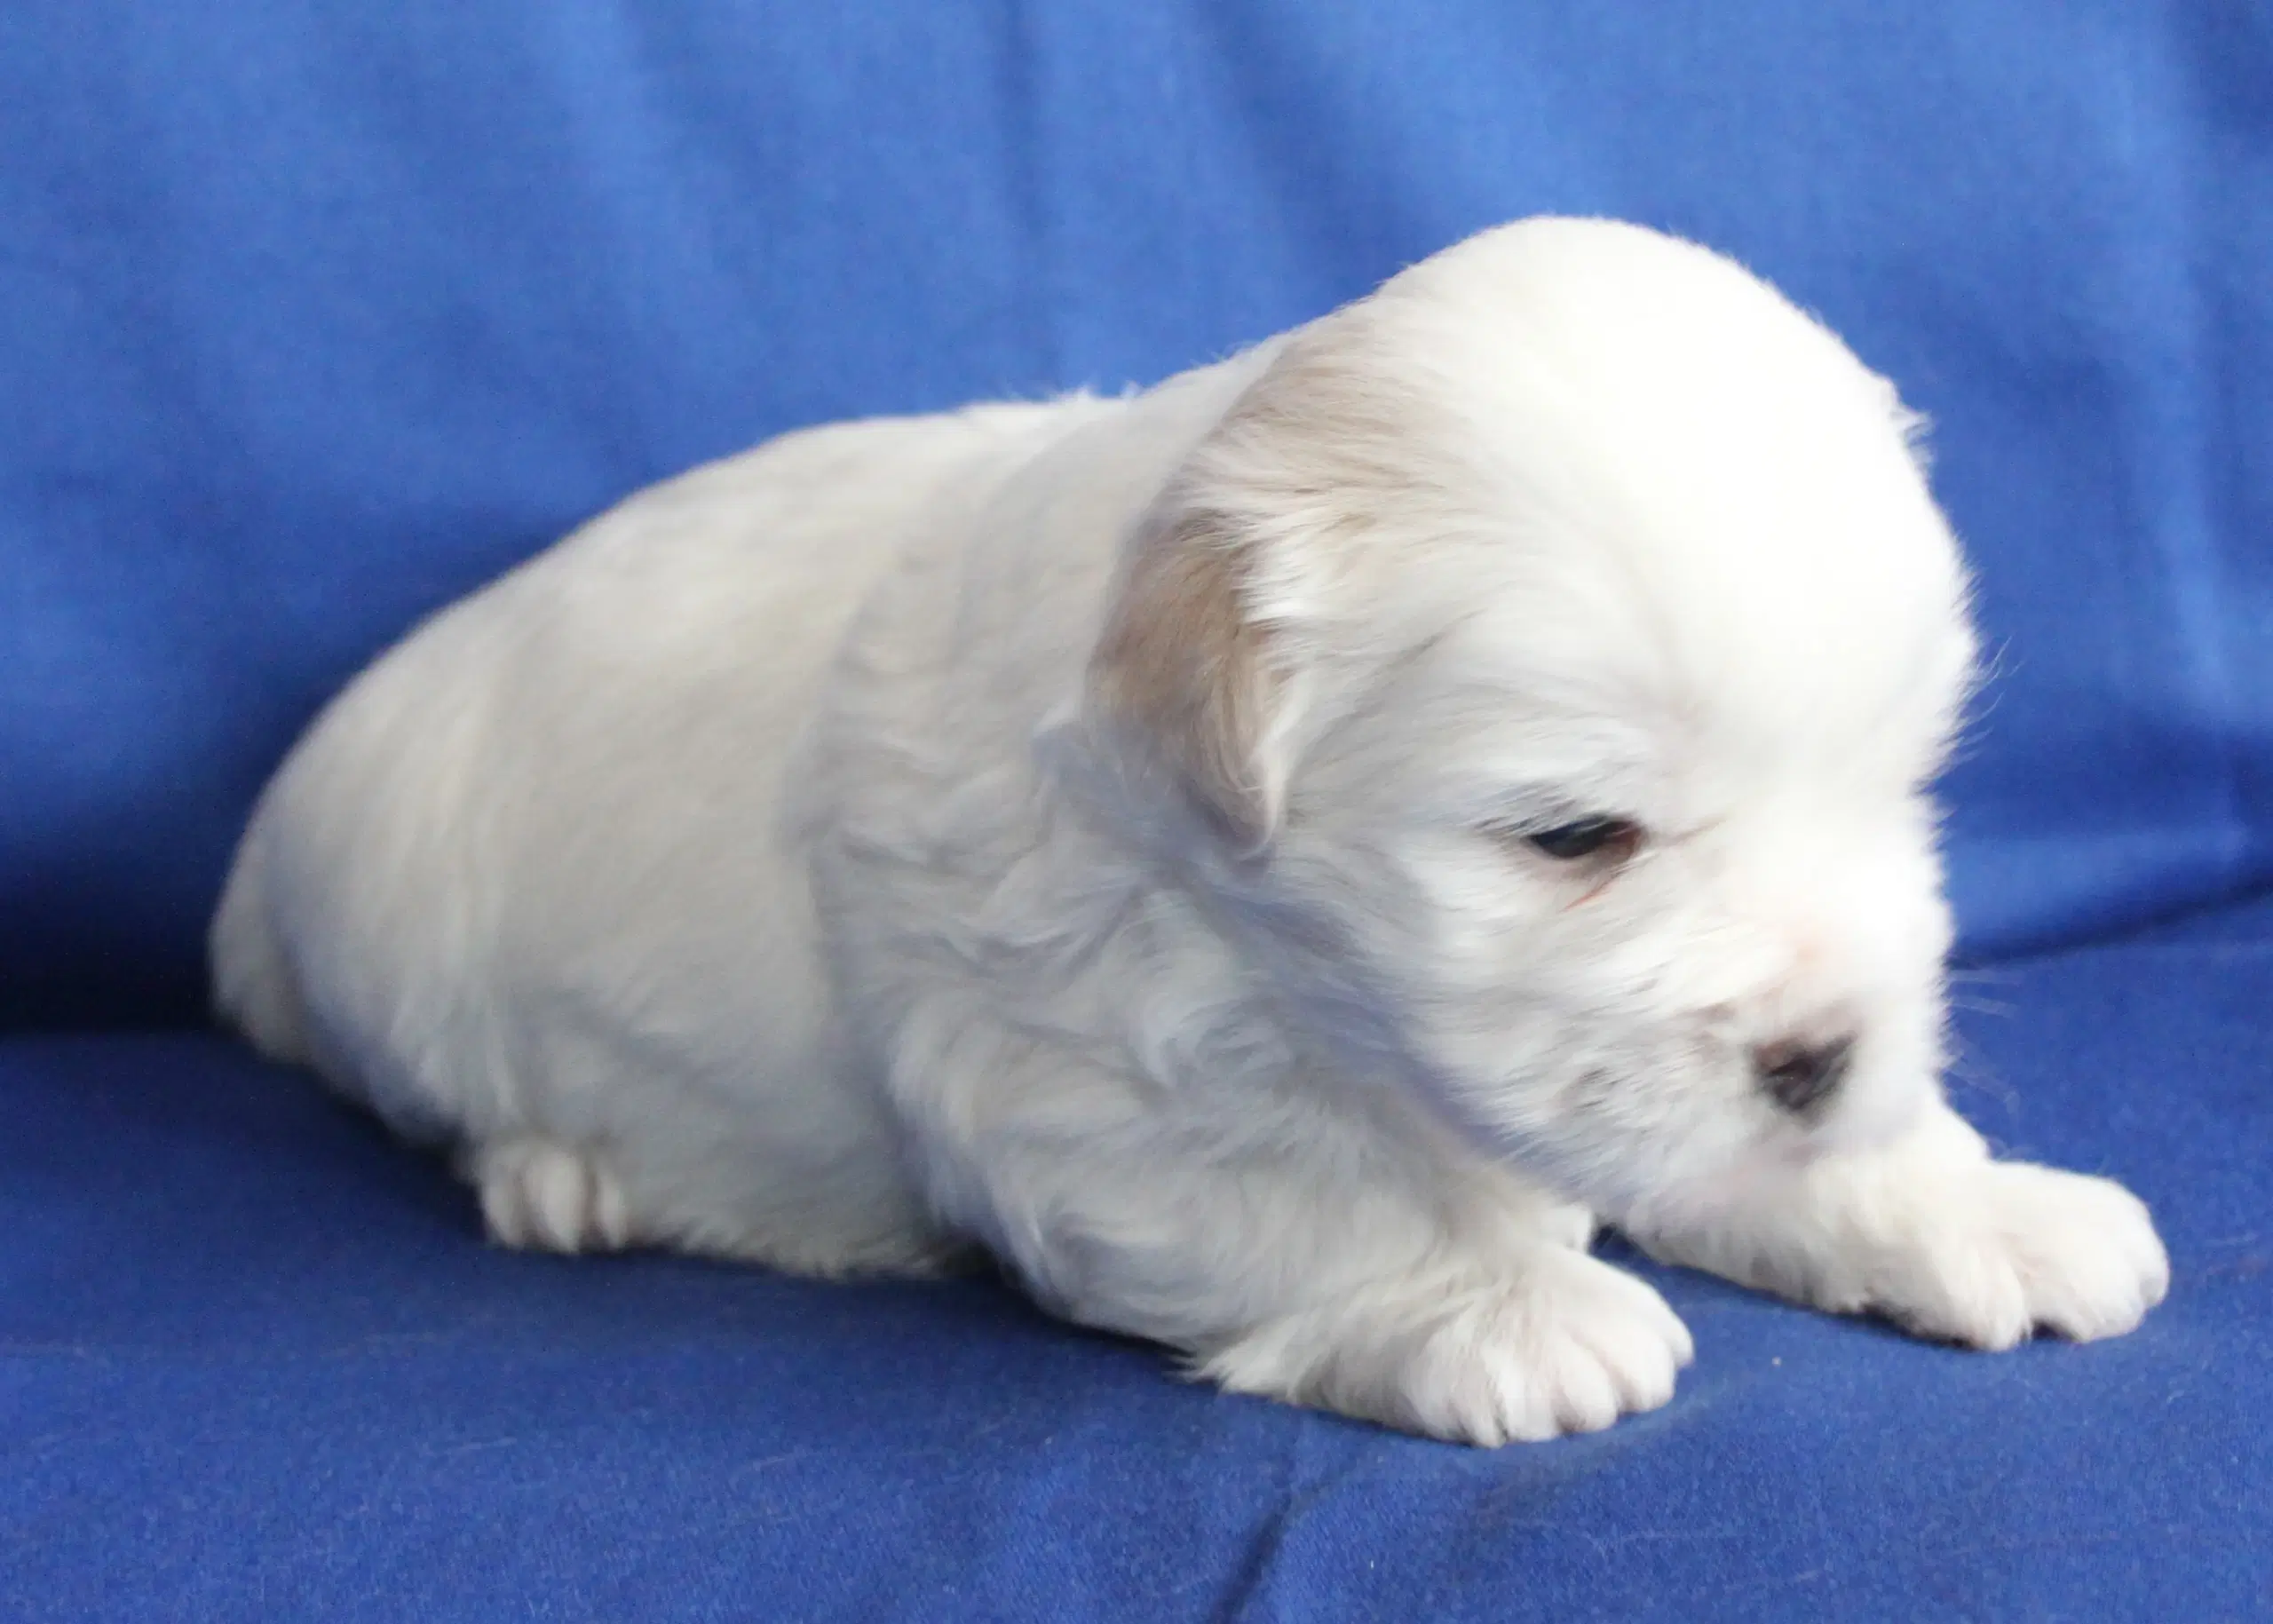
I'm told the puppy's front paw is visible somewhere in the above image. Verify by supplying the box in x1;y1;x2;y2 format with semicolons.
1872;1161;2169;1351
1206;1248;1693;1446
474;1137;635;1254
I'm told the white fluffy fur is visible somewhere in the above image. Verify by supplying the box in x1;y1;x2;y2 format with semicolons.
212;218;2167;1444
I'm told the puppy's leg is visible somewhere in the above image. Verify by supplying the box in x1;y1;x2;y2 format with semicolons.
468;1129;970;1276
941;1110;1684;1445
1624;1103;2168;1348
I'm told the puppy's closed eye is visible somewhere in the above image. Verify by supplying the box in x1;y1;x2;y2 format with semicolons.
1492;815;1645;866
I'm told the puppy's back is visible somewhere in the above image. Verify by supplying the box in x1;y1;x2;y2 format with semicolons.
213;400;1082;1152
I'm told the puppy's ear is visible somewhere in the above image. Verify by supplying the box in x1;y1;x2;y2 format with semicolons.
1087;500;1285;851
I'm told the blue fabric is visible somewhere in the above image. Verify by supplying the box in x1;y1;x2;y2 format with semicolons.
4;4;2269;1618
3;1;2271;1025
6;923;2269;1620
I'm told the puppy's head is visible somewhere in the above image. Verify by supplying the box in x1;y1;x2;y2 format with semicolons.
1089;218;1976;1225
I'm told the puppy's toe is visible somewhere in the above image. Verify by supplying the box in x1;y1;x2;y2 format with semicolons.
1877;1229;2034;1351
1564;1269;1693;1413
476;1137;635;1254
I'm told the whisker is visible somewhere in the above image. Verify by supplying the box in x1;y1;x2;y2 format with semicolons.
1941;1041;2019;1120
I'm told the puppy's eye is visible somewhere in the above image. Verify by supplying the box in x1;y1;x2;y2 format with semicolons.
1523;816;1643;863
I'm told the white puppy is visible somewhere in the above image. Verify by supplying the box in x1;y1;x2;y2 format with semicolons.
213;218;2168;1444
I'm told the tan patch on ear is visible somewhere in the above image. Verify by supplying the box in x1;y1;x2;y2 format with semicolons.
1089;506;1276;844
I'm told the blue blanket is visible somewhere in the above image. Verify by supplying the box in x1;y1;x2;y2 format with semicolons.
8;917;2269;1619
4;3;2267;1616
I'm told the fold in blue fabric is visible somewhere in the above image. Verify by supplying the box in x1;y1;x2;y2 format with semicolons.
0;2;2269;1025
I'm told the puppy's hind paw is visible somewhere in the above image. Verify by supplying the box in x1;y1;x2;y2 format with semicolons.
1203;1247;1693;1446
475;1137;635;1255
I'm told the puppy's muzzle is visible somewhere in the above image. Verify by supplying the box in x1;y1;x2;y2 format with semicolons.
1753;1034;1855;1115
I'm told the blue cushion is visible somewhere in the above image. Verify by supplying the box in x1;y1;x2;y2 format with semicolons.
2;2;2270;1025
6;915;2268;1619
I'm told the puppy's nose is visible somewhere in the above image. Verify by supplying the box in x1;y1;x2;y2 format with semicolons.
1753;1034;1856;1115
